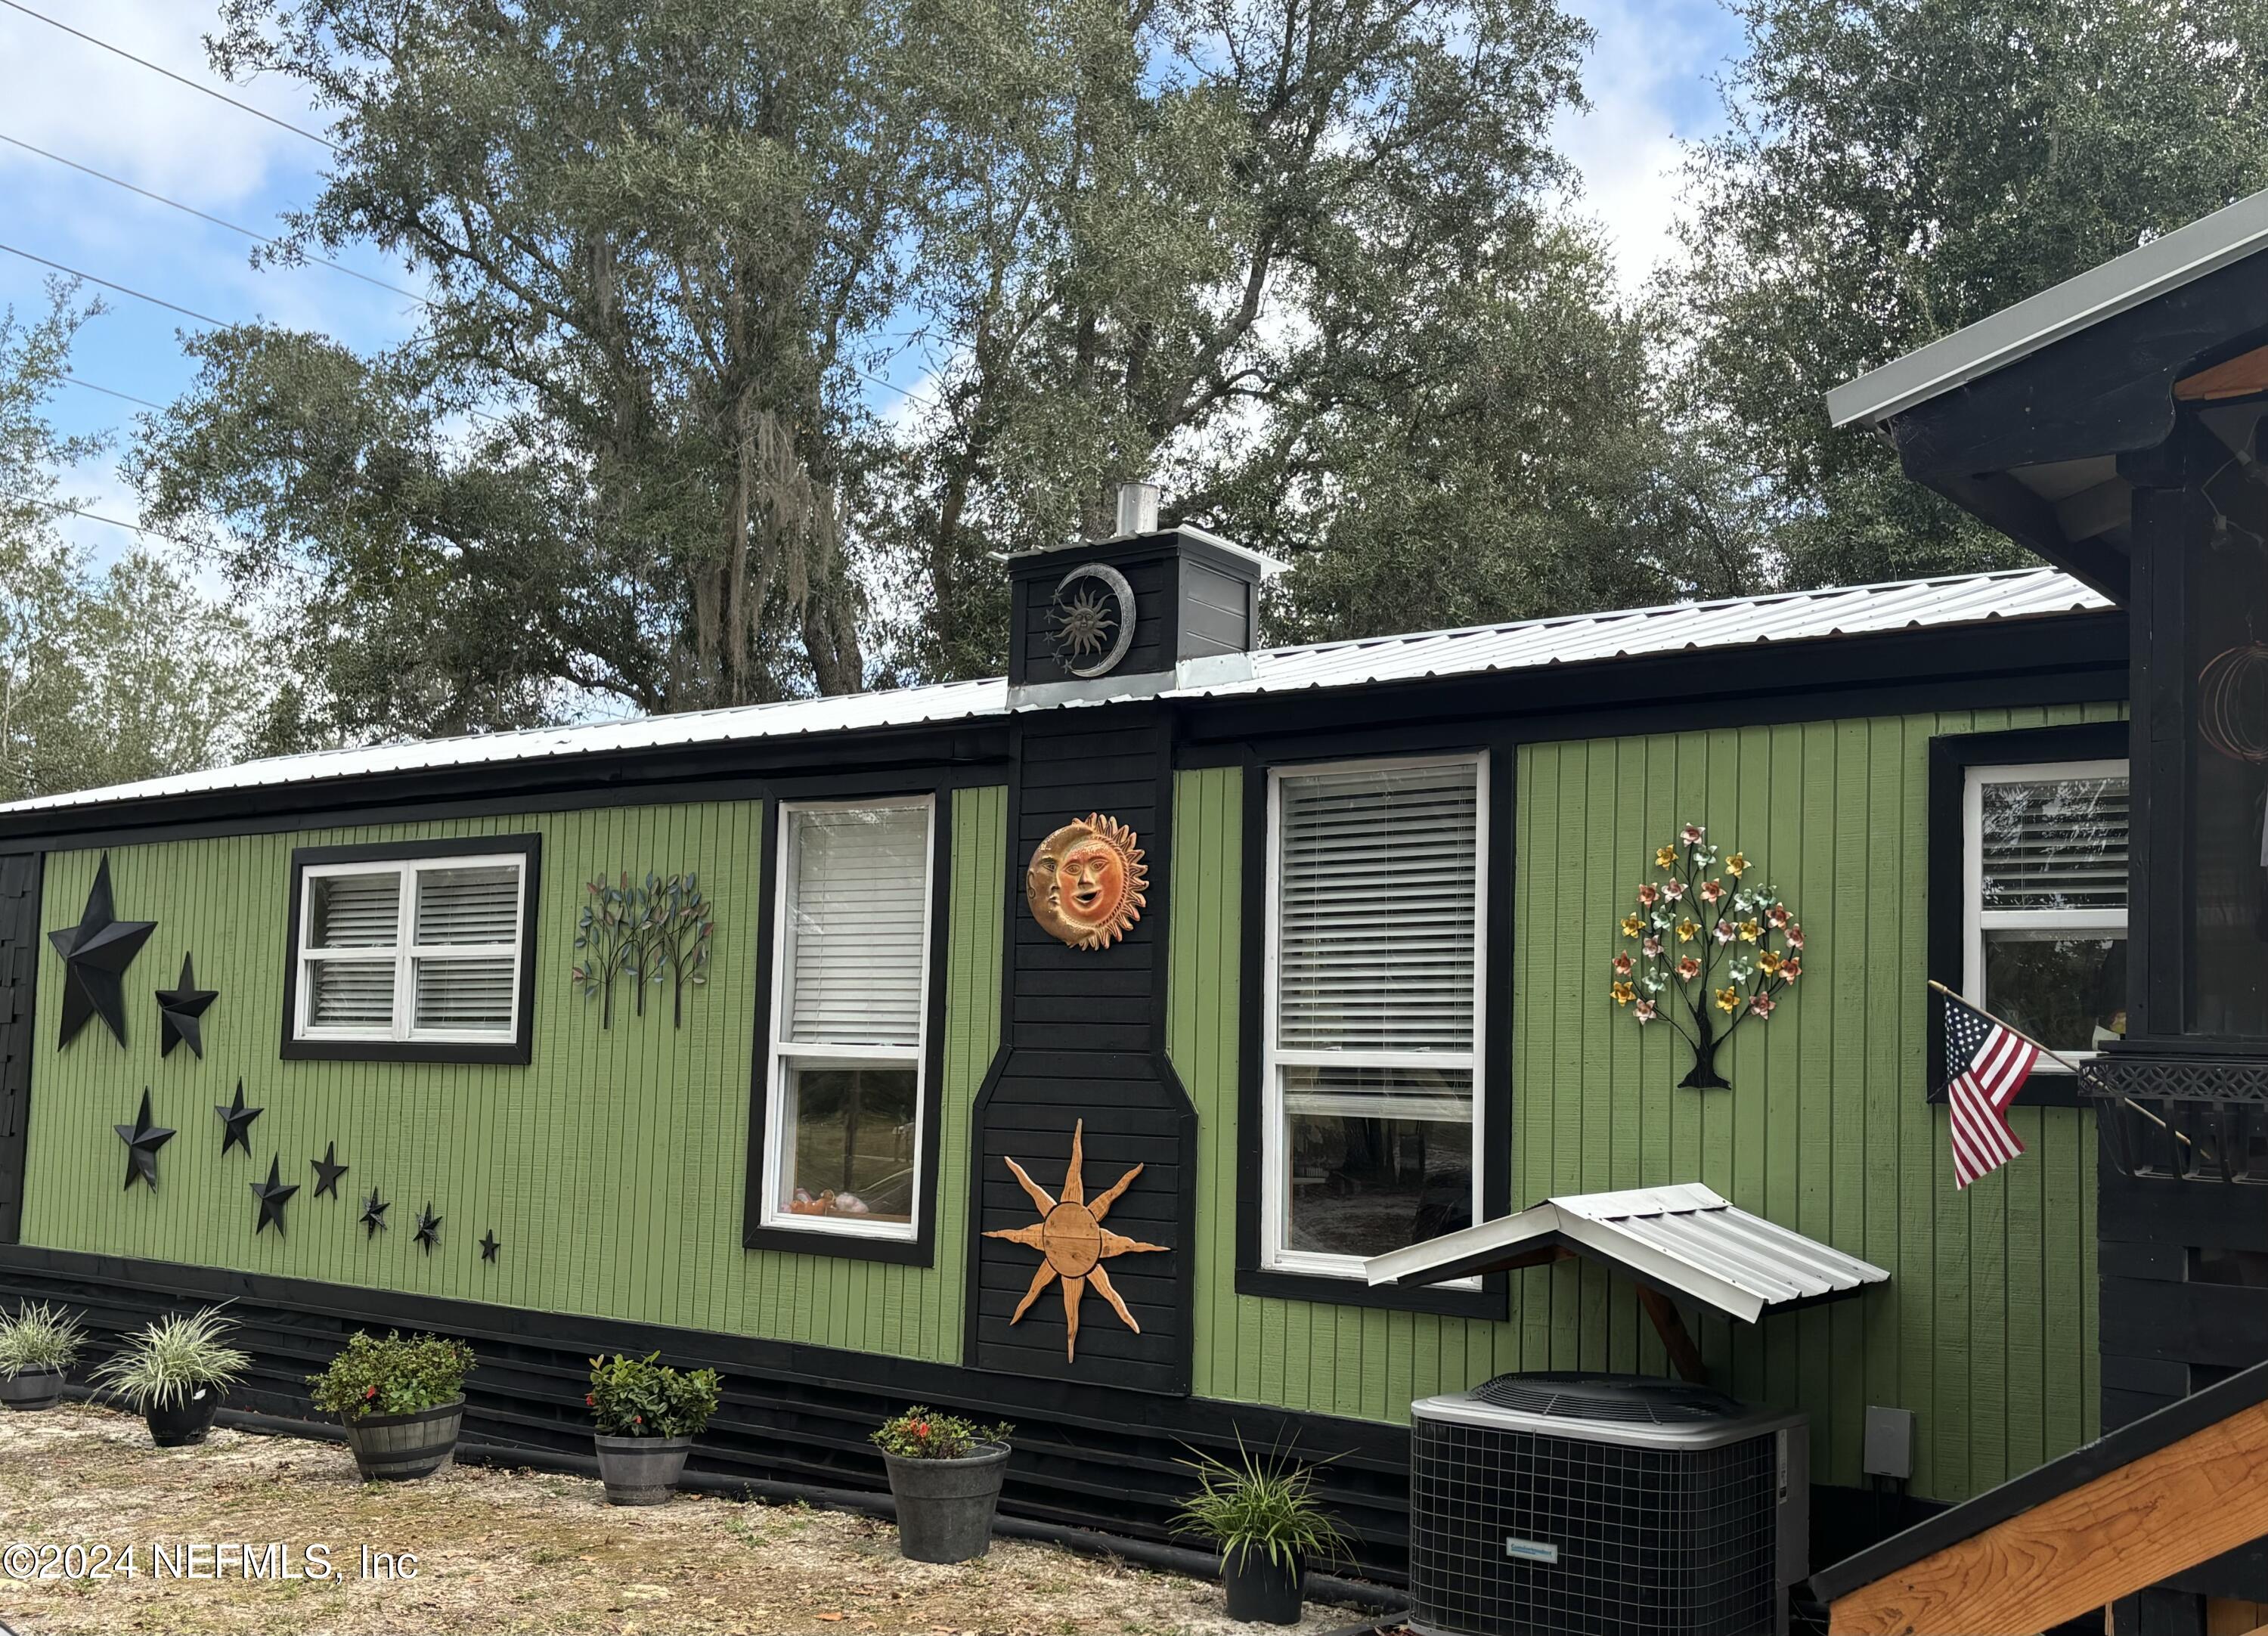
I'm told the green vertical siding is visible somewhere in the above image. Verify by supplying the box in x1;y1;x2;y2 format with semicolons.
1173;705;2115;1506
20;786;1005;1362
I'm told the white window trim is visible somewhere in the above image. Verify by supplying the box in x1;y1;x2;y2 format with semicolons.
1963;756;2129;1070
760;794;937;1242
1261;751;1488;1283
293;853;530;1046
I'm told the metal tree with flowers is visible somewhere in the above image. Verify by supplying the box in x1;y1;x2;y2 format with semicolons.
1610;822;1804;1089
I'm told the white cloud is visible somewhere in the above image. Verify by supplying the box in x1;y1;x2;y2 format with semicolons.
1554;0;1727;295
0;0;325;204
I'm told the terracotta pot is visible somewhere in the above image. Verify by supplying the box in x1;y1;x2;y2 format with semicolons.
342;1398;463;1481
594;1433;692;1505
883;1442;1009;1563
0;1365;66;1411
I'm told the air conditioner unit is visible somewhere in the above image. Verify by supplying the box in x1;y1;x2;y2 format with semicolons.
1408;1372;1808;1636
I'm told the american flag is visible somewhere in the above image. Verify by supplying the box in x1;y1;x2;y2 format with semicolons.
1940;993;2040;1188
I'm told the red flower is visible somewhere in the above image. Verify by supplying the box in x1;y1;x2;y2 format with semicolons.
633;1414;642;1425
364;1385;376;1400
913;1421;930;1438
584;1394;595;1407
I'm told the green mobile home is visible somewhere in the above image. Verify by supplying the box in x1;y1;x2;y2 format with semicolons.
0;515;2125;1585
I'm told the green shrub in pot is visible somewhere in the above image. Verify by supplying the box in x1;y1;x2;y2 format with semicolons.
586;1351;720;1505
1173;1441;1346;1625
308;1331;476;1481
0;1301;85;1411
871;1406;1013;1563
91;1306;248;1446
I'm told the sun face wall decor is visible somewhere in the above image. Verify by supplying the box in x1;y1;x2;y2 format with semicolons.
1025;813;1148;950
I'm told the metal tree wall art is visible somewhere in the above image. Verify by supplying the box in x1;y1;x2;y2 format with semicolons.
572;870;714;1027
1611;823;1805;1089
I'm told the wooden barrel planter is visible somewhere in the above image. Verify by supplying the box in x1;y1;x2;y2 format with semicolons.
0;1366;66;1411
593;1434;691;1505
342;1399;464;1481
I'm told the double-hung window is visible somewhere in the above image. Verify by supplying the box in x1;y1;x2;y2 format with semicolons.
288;842;538;1059
1965;758;2130;1062
762;798;936;1238
1263;755;1485;1277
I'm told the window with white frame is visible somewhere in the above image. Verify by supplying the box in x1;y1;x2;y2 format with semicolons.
1965;758;2130;1062
1264;755;1484;1277
763;798;935;1237
292;851;532;1046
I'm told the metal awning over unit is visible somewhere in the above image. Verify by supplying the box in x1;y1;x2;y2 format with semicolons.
1363;1182;1889;1325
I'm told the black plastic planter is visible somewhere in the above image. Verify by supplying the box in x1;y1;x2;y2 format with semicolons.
0;1365;65;1411
1222;1550;1304;1625
594;1433;691;1505
883;1443;1009;1563
342;1398;463;1481
145;1388;222;1447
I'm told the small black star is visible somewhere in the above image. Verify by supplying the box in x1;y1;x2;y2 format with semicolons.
154;952;219;1059
310;1142;348;1199
479;1229;500;1263
249;1155;299;1238
50;857;157;1049
214;1081;262;1157
113;1089;175;1192
414;1204;442;1253
359;1188;389;1238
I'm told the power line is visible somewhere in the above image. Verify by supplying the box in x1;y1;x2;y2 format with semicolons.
0;241;229;325
0;132;422;302
58;507;203;552
0;0;339;152
64;376;163;411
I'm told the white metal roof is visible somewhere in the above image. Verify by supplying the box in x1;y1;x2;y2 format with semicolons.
1363;1182;1889;1325
0;564;2108;818
1828;185;2268;429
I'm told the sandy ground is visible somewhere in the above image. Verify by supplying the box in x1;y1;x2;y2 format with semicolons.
0;1405;1369;1636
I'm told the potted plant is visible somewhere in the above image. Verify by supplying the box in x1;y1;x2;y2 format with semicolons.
585;1351;721;1505
308;1330;476;1481
91;1306;249;1446
1173;1442;1346;1625
0;1301;85;1411
870;1405;1012;1563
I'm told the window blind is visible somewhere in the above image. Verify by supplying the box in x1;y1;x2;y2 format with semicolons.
415;864;520;945
785;806;929;1046
1981;776;2129;914
414;956;515;1033
1276;764;1479;1054
311;872;400;948
309;959;395;1027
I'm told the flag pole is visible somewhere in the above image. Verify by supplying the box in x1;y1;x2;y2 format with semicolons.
1925;979;2198;1155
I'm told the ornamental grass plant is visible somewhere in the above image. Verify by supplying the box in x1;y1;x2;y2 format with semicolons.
1171;1439;1347;1572
91;1306;248;1412
308;1331;476;1421
0;1301;85;1377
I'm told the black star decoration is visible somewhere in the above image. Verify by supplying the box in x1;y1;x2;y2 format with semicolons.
414;1204;442;1253
113;1089;175;1192
479;1229;500;1263
311;1142;348;1199
359;1188;389;1238
49;857;156;1049
249;1155;299;1238
214;1081;262;1157
154;953;219;1059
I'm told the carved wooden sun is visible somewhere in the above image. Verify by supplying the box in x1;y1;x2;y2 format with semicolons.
985;1120;1167;1361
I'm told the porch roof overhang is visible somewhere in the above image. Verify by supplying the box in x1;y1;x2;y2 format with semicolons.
1824;185;2268;604
1361;1182;1888;1325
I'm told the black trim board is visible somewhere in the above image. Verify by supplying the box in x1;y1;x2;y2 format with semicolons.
740;787;956;1266
0;851;39;1244
1924;720;2130;1110
1232;745;1514;1319
279;834;543;1067
1808;1351;2268;1604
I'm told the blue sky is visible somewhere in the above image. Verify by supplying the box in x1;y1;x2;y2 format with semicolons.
0;0;1748;568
